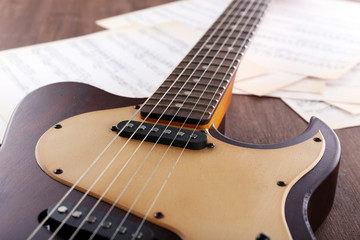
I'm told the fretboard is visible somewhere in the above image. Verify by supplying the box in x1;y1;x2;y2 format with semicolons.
141;0;270;125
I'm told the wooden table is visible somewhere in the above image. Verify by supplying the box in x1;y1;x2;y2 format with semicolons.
0;0;358;239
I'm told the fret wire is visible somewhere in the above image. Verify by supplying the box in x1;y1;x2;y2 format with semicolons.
158;85;224;95
172;68;234;76
150;95;219;103
148;98;216;109
144;104;212;115
177;61;234;69
166;76;230;83
163;79;227;89
152;92;220;102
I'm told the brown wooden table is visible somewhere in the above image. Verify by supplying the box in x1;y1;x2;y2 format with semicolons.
0;0;359;239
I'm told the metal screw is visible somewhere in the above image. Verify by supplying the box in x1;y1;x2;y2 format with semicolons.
134;105;141;109
154;211;164;219
54;169;63;174
256;233;270;240
277;181;287;187
54;124;62;129
207;143;215;148
111;126;118;132
313;137;322;142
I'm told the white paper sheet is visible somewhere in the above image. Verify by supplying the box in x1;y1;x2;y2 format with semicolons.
96;0;231;31
234;71;305;96
327;102;360;115
282;98;360;130
282;78;326;94
97;0;360;79
0;23;201;122
245;0;360;79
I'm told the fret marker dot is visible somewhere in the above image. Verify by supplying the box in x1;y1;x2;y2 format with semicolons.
202;65;209;69
205;44;212;49
175;103;183;108
193;78;200;83
184;91;191;95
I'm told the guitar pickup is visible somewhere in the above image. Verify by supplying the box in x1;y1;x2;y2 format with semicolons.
116;121;208;150
42;202;154;240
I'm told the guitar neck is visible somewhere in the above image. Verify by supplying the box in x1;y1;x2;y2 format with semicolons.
141;0;270;127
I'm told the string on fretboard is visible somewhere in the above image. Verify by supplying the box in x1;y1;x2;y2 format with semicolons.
141;0;270;125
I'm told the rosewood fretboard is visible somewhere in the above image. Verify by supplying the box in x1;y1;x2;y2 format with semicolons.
141;0;270;125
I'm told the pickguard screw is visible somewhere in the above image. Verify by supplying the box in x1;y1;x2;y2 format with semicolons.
54;124;62;129
154;211;164;219
207;143;215;148
134;105;141;109
111;126;118;132
256;233;270;240
313;137;322;142
277;181;287;187
54;169;63;174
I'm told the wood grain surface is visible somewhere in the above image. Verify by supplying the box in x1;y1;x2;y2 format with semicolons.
0;0;359;239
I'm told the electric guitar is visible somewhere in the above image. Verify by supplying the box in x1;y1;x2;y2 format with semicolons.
0;0;340;239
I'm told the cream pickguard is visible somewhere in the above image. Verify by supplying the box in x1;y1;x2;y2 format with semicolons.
36;106;325;240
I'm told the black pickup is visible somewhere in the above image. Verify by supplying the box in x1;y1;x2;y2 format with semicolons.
116;121;208;150
44;202;154;240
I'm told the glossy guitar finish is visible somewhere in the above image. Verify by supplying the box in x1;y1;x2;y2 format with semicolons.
0;82;340;239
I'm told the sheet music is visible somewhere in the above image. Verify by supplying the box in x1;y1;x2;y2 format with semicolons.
245;0;360;79
96;0;232;31
0;23;201;123
98;0;360;79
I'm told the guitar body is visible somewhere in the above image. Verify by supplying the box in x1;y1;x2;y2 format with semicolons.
0;82;340;239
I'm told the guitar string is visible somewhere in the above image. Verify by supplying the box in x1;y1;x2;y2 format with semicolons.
28;64;187;239
27;10;231;238
130;2;268;239
88;0;264;239
114;2;267;239
44;1;242;239
68;1;247;239
80;1;255;239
